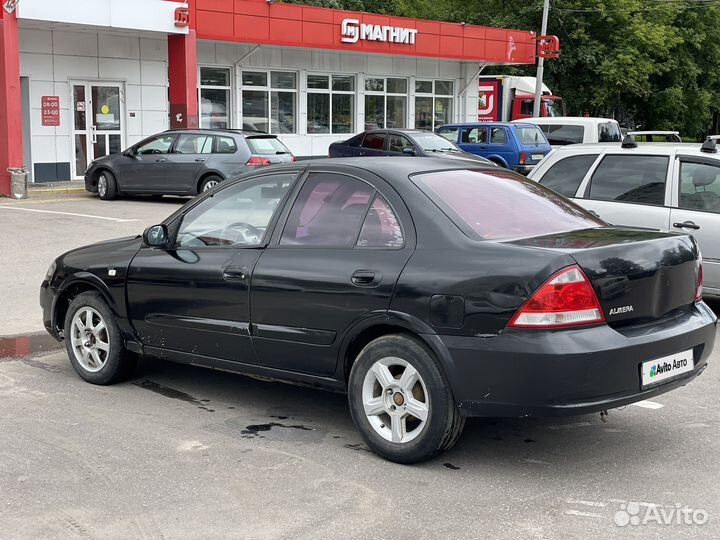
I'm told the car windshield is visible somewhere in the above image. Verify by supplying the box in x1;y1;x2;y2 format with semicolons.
515;126;547;145
410;132;459;152
246;136;291;155
413;169;604;240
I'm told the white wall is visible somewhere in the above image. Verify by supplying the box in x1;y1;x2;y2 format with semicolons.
19;26;168;180
198;43;478;158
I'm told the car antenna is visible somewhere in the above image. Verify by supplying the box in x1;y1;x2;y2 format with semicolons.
701;137;717;154
621;134;637;149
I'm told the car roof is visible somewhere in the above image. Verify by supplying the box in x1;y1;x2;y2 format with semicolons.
440;122;520;128
516;117;618;126
548;142;716;157
164;128;274;137
628;131;680;136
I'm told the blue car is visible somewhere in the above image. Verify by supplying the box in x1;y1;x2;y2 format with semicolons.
436;122;551;174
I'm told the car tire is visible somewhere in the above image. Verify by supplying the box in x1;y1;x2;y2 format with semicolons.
97;170;118;200
199;175;222;193
63;292;136;385
348;334;465;464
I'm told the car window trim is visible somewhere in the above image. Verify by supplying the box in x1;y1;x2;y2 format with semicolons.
580;153;671;206
269;168;409;251
170;169;305;251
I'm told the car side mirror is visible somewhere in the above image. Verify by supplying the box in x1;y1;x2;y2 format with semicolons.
143;224;169;248
402;147;416;156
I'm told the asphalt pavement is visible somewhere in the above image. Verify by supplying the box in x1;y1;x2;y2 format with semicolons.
0;193;718;539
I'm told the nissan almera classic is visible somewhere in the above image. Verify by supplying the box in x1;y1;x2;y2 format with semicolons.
40;157;716;463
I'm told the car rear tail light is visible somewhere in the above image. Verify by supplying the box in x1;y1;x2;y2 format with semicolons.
508;265;605;329
695;257;703;303
519;152;527;165
246;156;272;166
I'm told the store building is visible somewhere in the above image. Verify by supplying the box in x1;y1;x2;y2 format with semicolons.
0;0;549;194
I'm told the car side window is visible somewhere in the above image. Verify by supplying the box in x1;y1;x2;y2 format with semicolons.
588;155;669;206
490;128;507;144
175;174;296;248
388;134;414;153
136;135;175;155
357;194;404;248
174;134;213;154
678;161;720;213
362;133;386;150
281;173;375;247
346;134;365;147
214;136;238;154
461;128;487;144
437;127;459;143
538;154;599;198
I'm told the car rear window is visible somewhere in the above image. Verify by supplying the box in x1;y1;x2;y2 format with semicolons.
246;136;291;155
515;126;547;145
598;122;622;142
540;124;584;145
413;169;604;240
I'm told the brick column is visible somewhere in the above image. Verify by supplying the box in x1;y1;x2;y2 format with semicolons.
0;8;22;196
168;29;199;130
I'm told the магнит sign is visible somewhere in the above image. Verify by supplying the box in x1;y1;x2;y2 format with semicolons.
340;19;418;45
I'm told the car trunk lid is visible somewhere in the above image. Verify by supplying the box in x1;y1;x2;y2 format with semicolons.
507;228;700;327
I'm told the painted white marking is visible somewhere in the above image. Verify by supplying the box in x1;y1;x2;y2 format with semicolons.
631;400;664;410
0;205;137;223
521;458;552;465
565;510;603;518
608;498;674;508
548;421;593;430
566;499;606;508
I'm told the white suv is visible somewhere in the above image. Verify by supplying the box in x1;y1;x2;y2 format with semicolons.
528;140;720;296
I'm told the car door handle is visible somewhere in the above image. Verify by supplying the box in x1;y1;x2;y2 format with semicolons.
673;221;700;230
155;158;167;163
222;266;248;281
351;270;381;287
195;158;206;163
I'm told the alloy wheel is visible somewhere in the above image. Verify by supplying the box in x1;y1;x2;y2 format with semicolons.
69;307;110;373
362;356;430;444
98;176;107;197
203;180;219;191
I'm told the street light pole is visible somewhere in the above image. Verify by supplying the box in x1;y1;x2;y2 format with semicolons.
533;0;550;117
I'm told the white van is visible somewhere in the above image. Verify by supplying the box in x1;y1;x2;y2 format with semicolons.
513;117;622;146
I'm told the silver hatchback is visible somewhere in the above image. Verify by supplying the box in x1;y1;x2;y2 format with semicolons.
528;140;720;296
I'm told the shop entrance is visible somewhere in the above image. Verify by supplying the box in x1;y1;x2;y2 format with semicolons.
71;81;125;179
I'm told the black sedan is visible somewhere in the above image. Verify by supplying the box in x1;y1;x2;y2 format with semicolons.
41;158;715;463
329;129;493;165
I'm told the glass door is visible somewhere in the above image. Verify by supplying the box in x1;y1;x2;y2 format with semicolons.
72;82;125;179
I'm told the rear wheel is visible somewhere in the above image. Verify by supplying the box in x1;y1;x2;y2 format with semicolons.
63;292;136;385
97;170;117;200
199;175;222;193
348;334;465;464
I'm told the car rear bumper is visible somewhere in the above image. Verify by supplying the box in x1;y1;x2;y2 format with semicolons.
514;164;536;175
433;302;716;417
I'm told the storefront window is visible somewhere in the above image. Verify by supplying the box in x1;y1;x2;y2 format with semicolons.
307;74;355;134
200;67;231;129
364;77;407;129
241;70;297;134
415;79;454;131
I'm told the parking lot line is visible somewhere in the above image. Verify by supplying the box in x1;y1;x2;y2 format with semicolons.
0;205;137;223
630;400;664;409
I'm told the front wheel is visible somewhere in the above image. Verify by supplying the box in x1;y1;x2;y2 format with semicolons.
63;292;136;385
348;334;465;464
97;171;117;200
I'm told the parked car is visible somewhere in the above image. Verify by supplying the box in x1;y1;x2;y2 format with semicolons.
328;129;493;165
436;122;551;174
528;138;720;296
42;157;715;464
515;117;622;146
84;129;295;200
627;131;682;143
